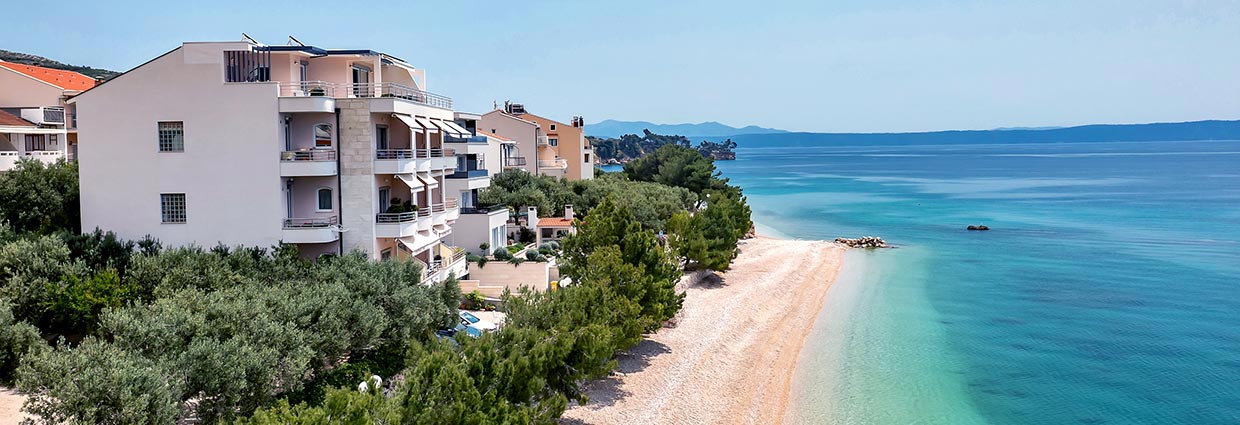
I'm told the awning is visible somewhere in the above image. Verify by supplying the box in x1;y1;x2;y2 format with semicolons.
395;174;424;192
397;234;435;254
392;114;423;134
441;120;473;138
430;119;467;138
416;175;439;190
414;117;440;134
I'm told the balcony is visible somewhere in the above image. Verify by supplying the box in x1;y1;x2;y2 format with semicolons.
446;198;460;222
20;107;65;126
280;150;337;176
424;244;468;284
460;204;507;215
277;82;336;113
536;135;550;146
538;159;568;169
374;148;455;174
431;203;448;227
273;81;452;110
282;216;339;244
503;156;527;168
375;210;432;238
448;169;488;179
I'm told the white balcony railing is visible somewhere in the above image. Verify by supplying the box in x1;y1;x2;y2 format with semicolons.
280;150;336;161
283;216;338;229
275;81;451;109
536;135;550;146
278;81;337;97
537;159;568;169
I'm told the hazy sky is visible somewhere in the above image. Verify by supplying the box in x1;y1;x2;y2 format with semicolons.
9;0;1240;132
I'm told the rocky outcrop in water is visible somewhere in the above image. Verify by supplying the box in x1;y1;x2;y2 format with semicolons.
967;225;990;231
835;236;889;248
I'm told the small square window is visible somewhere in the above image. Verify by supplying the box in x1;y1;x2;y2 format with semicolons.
158;122;184;152
549;124;556;131
161;193;186;223
549;138;558;146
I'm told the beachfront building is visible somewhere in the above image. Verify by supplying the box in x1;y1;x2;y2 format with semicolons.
445;112;510;256
0;61;95;169
70;39;481;283
478;103;593;180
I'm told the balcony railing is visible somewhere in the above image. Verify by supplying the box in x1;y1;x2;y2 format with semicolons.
283;216;338;229
503;156;527;167
349;83;453;109
281;150;336;161
376;212;419;223
278;81;337;97
431;203;446;213
538;159;568;169
446;198;458;208
375;148;457;160
274;81;451;109
536;136;550;146
461;204;507;215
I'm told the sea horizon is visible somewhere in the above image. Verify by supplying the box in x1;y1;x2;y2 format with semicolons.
709;138;1240;424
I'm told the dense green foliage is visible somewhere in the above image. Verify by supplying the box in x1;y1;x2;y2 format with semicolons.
0;298;45;384
623;144;733;195
589;130;735;163
667;189;753;270
242;196;685;424
0;230;458;423
0;159;80;234
479;170;695;230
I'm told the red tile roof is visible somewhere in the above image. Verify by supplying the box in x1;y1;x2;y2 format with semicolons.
0;110;34;127
537;217;574;227
0;62;97;91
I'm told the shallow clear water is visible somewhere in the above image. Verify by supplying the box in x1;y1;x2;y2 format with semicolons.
710;140;1240;424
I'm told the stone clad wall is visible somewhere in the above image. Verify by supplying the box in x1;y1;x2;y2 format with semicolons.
338;99;377;257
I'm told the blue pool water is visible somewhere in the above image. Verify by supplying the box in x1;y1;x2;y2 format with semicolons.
700;140;1240;424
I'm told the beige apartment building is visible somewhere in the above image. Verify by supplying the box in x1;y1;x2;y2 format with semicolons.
0;61;95;169
478;103;593;180
70;40;508;284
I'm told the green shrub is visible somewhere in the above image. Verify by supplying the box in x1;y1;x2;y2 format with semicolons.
492;248;513;261
0;298;46;384
508;257;525;266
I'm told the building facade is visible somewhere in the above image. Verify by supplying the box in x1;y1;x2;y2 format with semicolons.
71;40;506;283
478;103;593;181
0;61;94;169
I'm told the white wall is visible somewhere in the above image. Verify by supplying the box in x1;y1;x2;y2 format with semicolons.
479;112;537;174
76;42;285;247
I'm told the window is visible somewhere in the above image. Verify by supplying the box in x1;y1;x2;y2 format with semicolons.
375;125;388;150
158;122;184;152
298;61;308;82
160;193;186;223
549;138;558;147
317;188;333;211
549;124;556;131
314;124;333;148
378;188;390;212
381;248;392;261
24;135;46;151
49;134;58;147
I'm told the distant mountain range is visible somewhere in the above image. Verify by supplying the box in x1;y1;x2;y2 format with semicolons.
719;120;1240;146
0;49;120;80
588;120;786;138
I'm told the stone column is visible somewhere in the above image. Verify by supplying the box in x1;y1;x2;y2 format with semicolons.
337;99;377;258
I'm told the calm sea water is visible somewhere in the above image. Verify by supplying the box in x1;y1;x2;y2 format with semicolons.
623;139;1240;424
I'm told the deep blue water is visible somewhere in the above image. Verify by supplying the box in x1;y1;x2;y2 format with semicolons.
697;140;1240;424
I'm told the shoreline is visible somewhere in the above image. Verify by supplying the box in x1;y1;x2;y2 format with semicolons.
562;234;846;424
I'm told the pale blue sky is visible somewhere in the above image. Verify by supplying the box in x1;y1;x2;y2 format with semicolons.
9;0;1240;132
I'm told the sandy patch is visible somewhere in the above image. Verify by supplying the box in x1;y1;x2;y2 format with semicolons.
561;237;846;424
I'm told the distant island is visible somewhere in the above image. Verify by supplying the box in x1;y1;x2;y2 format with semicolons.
590;130;737;164
0;49;120;80
588;119;786;139
721;119;1240;146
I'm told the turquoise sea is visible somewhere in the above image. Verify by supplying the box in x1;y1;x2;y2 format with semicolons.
613;139;1240;424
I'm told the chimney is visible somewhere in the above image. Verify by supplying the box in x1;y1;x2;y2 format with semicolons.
526;205;538;224
572;116;584;128
564;204;574;220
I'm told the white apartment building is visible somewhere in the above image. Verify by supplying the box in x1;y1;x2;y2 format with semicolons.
0;61;94;170
71;40;508;283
